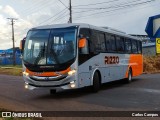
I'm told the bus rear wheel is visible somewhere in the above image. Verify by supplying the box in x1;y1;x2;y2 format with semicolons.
125;68;132;83
92;72;101;92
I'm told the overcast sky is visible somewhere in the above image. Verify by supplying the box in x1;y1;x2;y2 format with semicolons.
0;0;160;49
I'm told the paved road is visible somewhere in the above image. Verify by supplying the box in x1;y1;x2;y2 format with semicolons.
0;74;160;118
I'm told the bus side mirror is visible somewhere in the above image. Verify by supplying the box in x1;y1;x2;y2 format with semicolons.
78;38;86;48
20;39;25;53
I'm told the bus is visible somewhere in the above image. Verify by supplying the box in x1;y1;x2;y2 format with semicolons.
20;23;143;93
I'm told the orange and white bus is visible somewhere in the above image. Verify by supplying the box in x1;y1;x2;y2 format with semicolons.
21;23;143;93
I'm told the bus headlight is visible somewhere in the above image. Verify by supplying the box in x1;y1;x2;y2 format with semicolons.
23;71;29;76
68;69;76;76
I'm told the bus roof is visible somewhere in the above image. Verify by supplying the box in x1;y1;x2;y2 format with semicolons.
32;23;89;29
32;23;140;41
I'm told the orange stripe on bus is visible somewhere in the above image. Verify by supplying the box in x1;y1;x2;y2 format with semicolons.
125;54;143;78
26;67;71;77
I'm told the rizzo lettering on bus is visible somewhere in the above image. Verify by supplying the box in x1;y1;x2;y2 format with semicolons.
105;56;119;64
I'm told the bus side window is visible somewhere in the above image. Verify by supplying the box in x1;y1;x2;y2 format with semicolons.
97;32;106;52
79;28;90;38
79;28;90;54
116;36;125;53
105;33;111;52
137;41;142;54
90;30;106;54
94;31;101;52
110;35;117;52
125;39;132;53
90;30;98;54
132;40;138;54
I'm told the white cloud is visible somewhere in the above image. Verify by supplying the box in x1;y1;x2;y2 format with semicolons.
0;15;7;26
2;5;19;18
0;5;32;49
0;2;70;50
14;18;33;46
0;14;12;49
0;0;160;50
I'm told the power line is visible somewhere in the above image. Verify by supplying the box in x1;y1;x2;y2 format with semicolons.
20;0;47;15
29;0;72;25
21;0;56;16
72;0;149;18
57;0;72;23
74;0;156;20
58;16;70;24
73;0;120;7
58;0;69;8
46;9;69;24
19;0;71;25
75;0;160;21
72;0;148;9
73;9;98;14
40;0;72;24
52;11;69;23
38;8;67;26
72;0;144;15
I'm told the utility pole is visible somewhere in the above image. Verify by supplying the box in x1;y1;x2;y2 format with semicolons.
7;18;18;66
69;0;72;23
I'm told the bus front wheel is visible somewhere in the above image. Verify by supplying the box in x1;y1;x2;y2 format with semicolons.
92;72;101;92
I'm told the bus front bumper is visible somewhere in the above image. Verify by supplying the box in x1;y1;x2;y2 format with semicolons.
23;75;77;90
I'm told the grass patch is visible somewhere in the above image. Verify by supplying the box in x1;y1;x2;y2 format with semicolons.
0;65;22;76
143;55;160;73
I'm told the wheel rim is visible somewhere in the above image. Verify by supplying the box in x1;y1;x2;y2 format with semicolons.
128;71;132;81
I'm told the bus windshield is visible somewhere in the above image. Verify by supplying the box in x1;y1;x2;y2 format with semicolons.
23;27;77;66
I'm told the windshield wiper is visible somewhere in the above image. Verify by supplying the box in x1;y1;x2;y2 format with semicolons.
34;43;46;65
49;49;60;65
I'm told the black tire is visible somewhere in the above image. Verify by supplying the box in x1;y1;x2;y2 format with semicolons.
125;68;132;83
50;89;56;94
92;72;101;92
